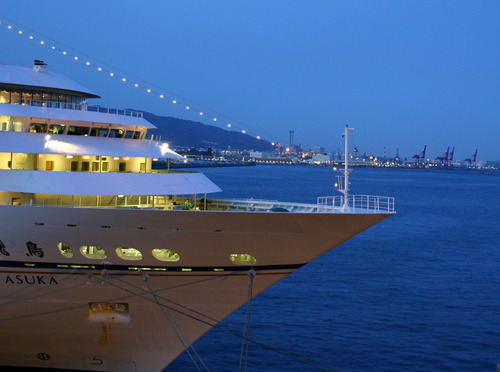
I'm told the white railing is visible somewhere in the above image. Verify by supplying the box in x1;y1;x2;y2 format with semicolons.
317;195;395;213
1;98;143;118
22;195;395;214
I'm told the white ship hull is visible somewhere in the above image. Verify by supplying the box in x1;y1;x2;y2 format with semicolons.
0;205;389;371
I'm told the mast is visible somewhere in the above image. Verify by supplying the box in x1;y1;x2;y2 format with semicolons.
341;124;354;209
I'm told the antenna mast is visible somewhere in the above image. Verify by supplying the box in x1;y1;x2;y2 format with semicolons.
340;124;354;209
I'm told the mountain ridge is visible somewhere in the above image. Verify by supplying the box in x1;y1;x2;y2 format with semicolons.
142;111;274;151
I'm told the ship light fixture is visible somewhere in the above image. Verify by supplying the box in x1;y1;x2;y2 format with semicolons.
160;143;170;156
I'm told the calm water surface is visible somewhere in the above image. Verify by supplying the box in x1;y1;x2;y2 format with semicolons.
167;165;500;372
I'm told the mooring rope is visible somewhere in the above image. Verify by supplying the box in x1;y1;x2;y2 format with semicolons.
86;270;343;372
141;271;210;372
238;268;256;372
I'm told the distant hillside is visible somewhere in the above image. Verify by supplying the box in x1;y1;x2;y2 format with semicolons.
142;111;274;151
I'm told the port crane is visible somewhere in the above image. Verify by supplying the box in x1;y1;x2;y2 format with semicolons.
412;145;427;167
436;146;454;168
464;149;478;167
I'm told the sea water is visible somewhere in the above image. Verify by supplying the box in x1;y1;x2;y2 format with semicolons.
167;165;500;371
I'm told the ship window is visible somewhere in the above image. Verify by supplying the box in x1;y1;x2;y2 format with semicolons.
48;124;66;134
82;162;90;171
92;162;99;171
58;242;73;258
80;245;107;259
229;254;257;265
119;162;126;172
102;162;109;172
68;126;90;136
133;131;141;139
152;249;180;262
45;161;54;171
29;123;48;133
116;247;143;261
10;91;20;105
71;161;78;171
21;91;33;105
109;129;124;138
0;90;10;104
124;130;134;139
90;127;109;137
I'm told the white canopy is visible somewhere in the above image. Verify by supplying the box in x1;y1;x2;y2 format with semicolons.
0;170;222;195
0;104;155;128
0;132;182;159
0;64;99;97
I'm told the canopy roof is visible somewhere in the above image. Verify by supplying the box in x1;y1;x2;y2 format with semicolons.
0;170;221;195
0;132;182;158
0;64;99;98
0;104;155;128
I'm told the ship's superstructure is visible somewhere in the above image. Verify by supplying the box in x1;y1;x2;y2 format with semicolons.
0;61;394;371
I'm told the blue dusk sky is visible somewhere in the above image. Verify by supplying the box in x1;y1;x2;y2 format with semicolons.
1;1;499;160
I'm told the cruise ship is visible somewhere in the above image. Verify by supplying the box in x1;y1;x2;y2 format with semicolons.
0;61;395;371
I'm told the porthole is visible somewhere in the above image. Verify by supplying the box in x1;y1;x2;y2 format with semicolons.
229;254;257;265
152;249;180;262
58;242;73;258
115;247;143;261
80;245;107;259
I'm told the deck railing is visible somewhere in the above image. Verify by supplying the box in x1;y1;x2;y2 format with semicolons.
317;195;395;213
23;195;395;214
1;98;143;118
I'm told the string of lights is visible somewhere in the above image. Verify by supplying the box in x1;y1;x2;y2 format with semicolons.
0;17;283;146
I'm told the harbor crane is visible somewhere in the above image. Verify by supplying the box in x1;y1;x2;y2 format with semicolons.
436;146;454;168
464;149;478;167
412;145;427;166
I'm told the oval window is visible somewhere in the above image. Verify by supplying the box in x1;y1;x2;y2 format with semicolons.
229;254;257;265
80;245;107;259
116;247;143;261
152;248;180;262
58;242;73;258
